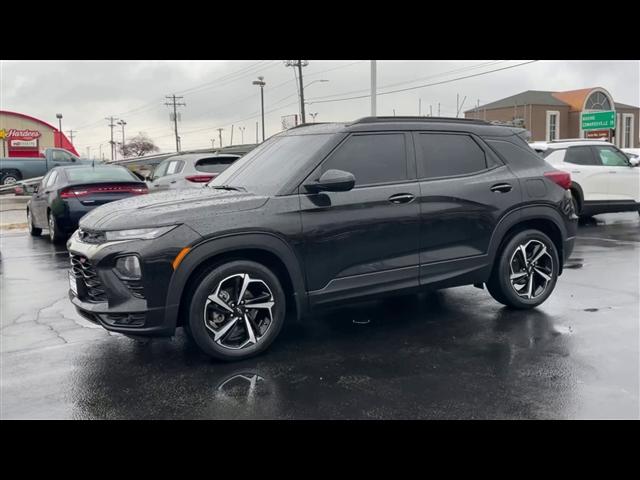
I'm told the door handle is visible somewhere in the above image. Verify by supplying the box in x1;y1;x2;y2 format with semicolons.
388;193;415;204
170;180;177;184
608;171;617;174
571;170;581;174
490;183;512;193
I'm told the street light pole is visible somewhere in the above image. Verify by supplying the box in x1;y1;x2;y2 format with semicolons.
56;113;63;148
252;77;266;142
117;119;127;156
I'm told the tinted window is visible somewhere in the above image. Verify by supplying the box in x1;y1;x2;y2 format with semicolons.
66;167;138;183
196;156;238;173
594;146;629;167
418;133;487;178
565;146;597;166
210;133;334;195
487;139;546;165
321;133;407;186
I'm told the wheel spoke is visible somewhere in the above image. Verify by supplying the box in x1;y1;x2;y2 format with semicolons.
244;314;257;345
238;274;251;302
518;245;529;267
208;293;233;313
510;271;528;280
245;301;274;310
534;267;551;282
530;245;548;265
526;274;534;299
213;317;239;342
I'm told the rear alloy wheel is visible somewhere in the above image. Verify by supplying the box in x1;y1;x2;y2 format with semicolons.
1;172;20;185
187;261;285;361
487;229;559;309
27;209;42;236
48;211;65;244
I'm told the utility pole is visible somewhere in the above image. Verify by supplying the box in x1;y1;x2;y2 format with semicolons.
456;95;467;118
211;138;216;149
105;116;118;162
438;103;441;116
430;105;433;117
370;60;377;116
56;113;63;148
419;99;422;116
117;120;127;155
86;146;91;159
252;77;266;141
217;128;224;149
230;125;234;146
239;126;246;144
165;94;186;153
67;130;76;145
285;61;308;124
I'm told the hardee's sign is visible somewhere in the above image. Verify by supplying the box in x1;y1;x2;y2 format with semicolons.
6;129;42;140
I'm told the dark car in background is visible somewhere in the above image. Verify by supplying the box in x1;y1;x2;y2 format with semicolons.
27;164;148;243
148;152;242;191
67;117;577;361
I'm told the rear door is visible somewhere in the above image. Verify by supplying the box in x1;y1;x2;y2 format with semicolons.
31;171;53;226
414;131;520;285
299;131;420;305
561;146;608;201
592;145;640;202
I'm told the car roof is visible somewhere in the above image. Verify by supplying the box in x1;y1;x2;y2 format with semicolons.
281;117;520;137
55;164;126;170
542;140;615;149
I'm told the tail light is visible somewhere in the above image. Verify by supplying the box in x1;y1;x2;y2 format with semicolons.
544;170;571;190
60;184;148;198
185;174;216;183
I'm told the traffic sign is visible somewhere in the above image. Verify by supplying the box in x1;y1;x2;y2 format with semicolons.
581;111;615;130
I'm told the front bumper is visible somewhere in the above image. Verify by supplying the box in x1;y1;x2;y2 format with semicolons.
67;225;200;336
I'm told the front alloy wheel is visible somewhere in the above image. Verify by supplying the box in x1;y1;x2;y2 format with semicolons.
187;260;286;361
508;240;554;300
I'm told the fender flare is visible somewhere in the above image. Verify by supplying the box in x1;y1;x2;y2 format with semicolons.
487;204;569;268
163;232;307;330
569;181;584;211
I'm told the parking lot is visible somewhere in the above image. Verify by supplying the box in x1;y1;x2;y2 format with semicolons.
0;211;638;419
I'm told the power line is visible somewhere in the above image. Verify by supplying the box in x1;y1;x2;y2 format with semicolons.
307;61;539;105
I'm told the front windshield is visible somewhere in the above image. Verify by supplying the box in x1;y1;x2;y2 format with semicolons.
208;133;333;195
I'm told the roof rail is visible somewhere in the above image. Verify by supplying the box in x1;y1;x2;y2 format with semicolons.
351;116;490;126
549;138;609;143
286;122;331;130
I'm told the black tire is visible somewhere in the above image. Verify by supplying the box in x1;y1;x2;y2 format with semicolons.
47;211;66;244
187;260;286;361
27;208;42;236
1;170;22;186
487;229;559;309
570;191;581;216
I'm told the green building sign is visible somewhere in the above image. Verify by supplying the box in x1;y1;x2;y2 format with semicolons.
581;110;616;130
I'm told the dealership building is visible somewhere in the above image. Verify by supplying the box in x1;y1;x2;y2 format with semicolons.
465;87;639;148
0;110;78;157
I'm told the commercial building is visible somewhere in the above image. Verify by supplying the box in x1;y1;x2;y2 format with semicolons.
0;110;78;157
465;87;638;148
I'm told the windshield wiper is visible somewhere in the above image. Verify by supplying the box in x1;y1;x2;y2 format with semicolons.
210;184;246;192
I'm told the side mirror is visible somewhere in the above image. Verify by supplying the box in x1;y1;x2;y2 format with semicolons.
33;184;39;193
629;157;640;167
304;169;355;193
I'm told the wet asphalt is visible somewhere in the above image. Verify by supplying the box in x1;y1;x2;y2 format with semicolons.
0;213;638;419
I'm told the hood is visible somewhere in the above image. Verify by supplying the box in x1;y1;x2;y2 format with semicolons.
79;187;268;231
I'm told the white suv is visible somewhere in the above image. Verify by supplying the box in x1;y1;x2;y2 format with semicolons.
530;139;640;217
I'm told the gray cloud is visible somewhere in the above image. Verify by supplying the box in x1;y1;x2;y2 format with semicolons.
2;60;638;156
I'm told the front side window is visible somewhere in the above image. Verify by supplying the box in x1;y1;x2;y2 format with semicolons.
417;133;487;179
594;146;629;167
320;133;407;186
565;146;597;166
52;150;72;162
152;161;170;179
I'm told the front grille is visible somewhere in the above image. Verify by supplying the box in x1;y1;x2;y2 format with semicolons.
70;254;107;302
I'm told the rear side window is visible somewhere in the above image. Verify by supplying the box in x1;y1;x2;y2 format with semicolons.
166;160;184;175
321;133;408;186
417;133;487;179
486;139;546;166
565;146;597;166
195;156;237;173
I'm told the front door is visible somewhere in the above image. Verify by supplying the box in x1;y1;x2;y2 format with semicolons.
592;145;640;202
299;132;420;306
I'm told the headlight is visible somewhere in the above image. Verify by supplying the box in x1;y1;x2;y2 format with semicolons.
115;255;142;280
104;225;177;241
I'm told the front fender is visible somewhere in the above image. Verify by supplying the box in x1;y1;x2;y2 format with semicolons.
163;232;307;331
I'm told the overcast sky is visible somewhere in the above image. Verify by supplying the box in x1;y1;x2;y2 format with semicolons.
1;60;638;156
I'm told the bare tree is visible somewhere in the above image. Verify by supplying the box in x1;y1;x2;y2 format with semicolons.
119;132;160;158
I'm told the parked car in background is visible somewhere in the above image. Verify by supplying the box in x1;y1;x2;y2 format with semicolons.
533;139;640;216
0;147;95;185
27;164;148;243
147;152;241;191
67;117;577;361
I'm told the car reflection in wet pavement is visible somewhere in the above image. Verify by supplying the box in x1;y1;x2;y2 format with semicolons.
0;213;638;419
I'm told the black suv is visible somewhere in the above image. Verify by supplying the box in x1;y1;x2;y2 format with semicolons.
67;117;577;361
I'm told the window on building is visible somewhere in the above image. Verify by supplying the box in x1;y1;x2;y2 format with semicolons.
321;133;408;186
546;111;559;141
623;115;634;148
417;133;488;179
585;91;612;111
